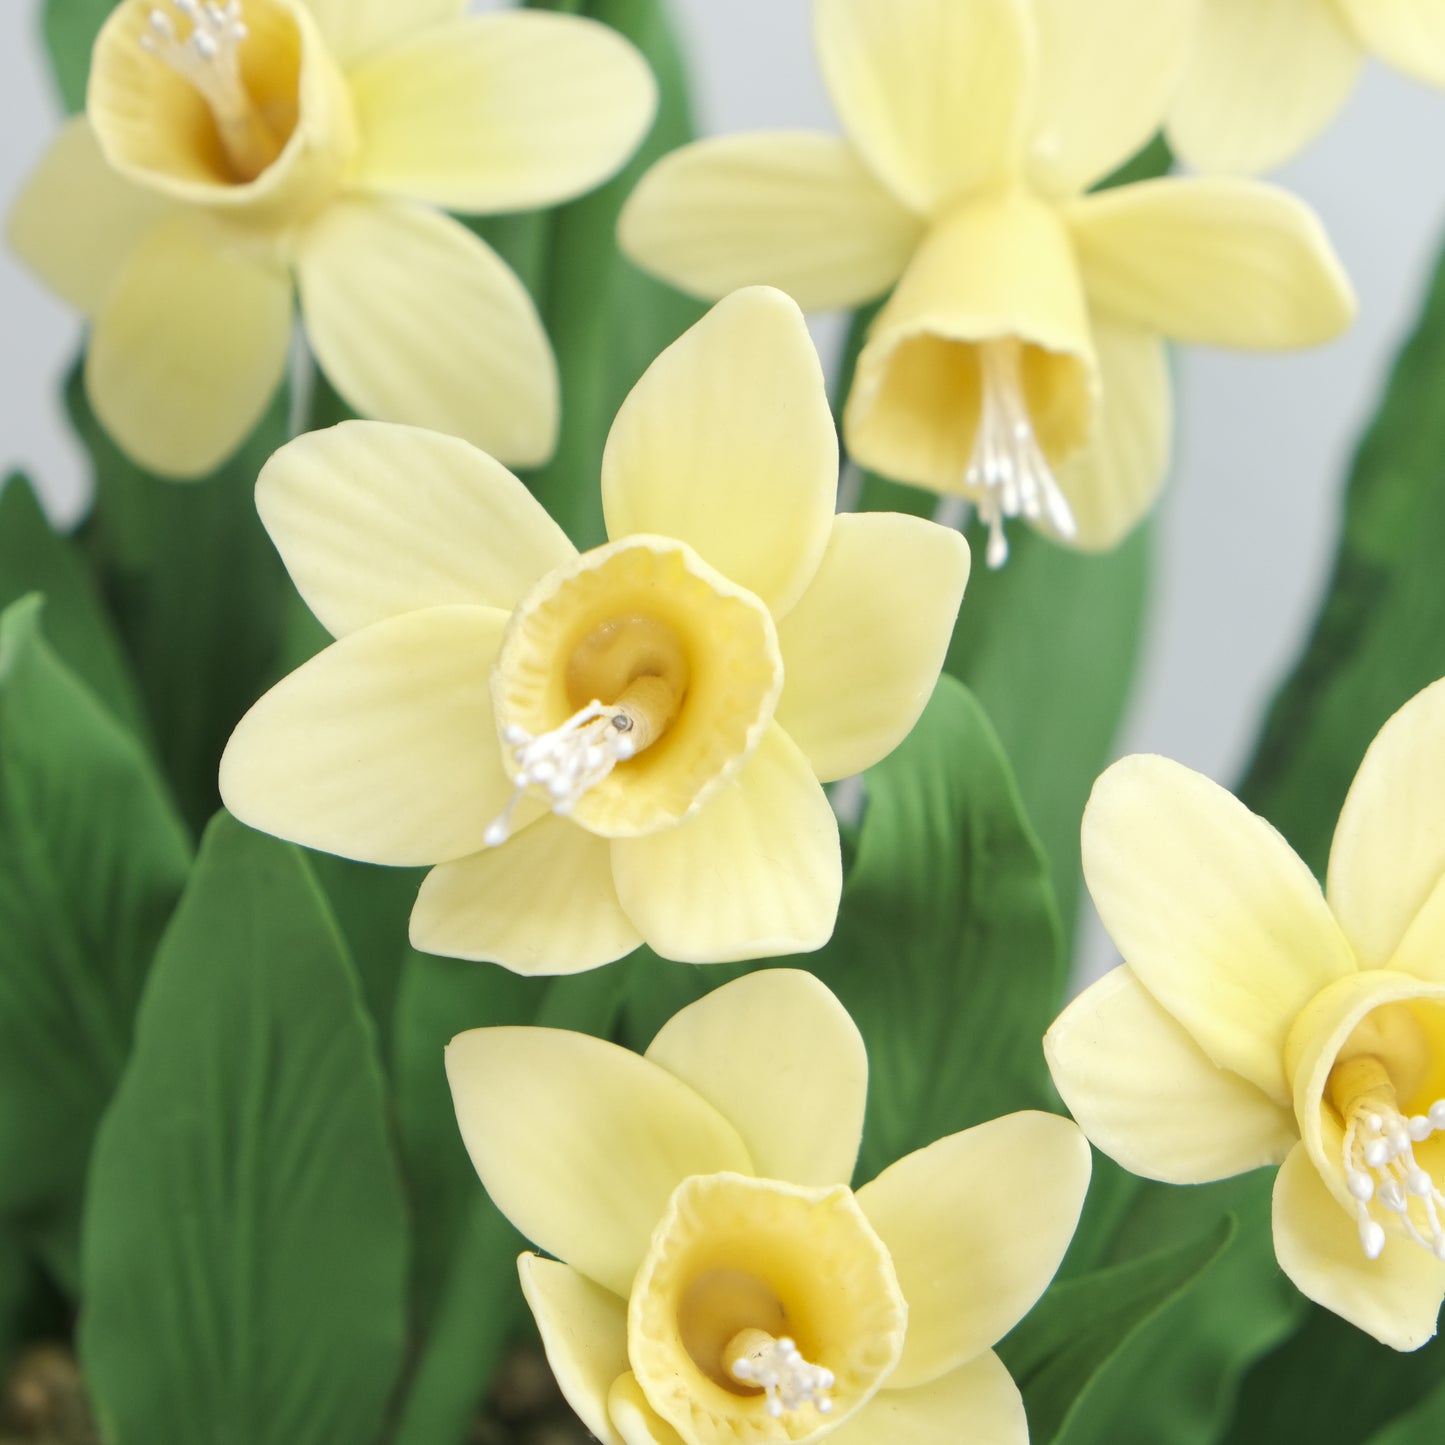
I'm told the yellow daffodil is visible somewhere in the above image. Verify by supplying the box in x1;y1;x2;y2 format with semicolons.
617;0;1356;566
219;287;970;971
1170;0;1445;175
447;968;1092;1445
6;0;656;478
1045;678;1445;1350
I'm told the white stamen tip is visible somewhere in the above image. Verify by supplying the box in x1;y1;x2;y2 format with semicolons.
1347;1169;1374;1202
1361;1217;1386;1260
728;1334;835;1419
1410;1116;1434;1142
1429;1100;1445;1129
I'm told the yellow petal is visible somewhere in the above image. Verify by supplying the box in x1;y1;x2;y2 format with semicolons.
830;1351;1026;1445
518;1255;629;1445
445;1027;752;1296
813;0;1032;215
1068;177;1355;349
1273;1143;1445;1352
1051;319;1172;552
296;197;558;466
1027;0;1196;196
85;214;291;479
775;513;969;782
1045;967;1297;1185
617;133;923;312
348;11;655;213
1082;755;1358;1104
257;420;574;638
601;288;837;617
607;1374;685;1445
219;606;512;866
1327;679;1445;969
7;118;172;317
1339;0;1445;86
1390;874;1445;986
304;0;465;65
1170;0;1361;175
610;724;841;964
409;816;644;974
644;969;868;1187
856;1112;1090;1388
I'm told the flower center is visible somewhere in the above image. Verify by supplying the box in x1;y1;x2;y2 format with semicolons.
965;337;1077;569
725;1331;835;1420
137;0;283;180
1330;1054;1445;1261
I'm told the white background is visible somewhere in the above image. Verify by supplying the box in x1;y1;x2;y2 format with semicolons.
3;1;1445;980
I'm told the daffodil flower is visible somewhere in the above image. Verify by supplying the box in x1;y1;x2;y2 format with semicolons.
618;0;1355;566
6;0;656;478
219;288;970;971
1045;678;1445;1350
1170;0;1445;175
447;968;1092;1444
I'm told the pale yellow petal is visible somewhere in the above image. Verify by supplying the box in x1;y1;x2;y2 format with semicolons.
1068;178;1356;349
607;1374;685;1445
1045;967;1297;1185
1167;0;1362;175
409;816;644;974
775;513;969;782
86;214;291;479
1051;319;1172;552
1273;1143;1445;1351
617;133;922;311
1340;0;1445;86
601;288;837;617
610;725;841;964
1027;0;1196;196
445;1027;752;1296
348;11;655;213
1327;678;1445;969
257;420;574;638
219;606;512;866
1390;874;1445;985
644;969;867;1187
297;197;558;467
856;1112;1090;1387
814;0;1033;214
830;1352;1026;1445
518;1255;629;1445
7;118;172;317
1081;755;1358;1104
304;0;465;65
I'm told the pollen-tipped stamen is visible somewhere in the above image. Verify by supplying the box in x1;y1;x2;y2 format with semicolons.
725;1330;835;1419
964;336;1076;569
138;0;282;180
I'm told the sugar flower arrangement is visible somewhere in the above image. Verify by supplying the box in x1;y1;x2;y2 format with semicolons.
2;0;1445;1442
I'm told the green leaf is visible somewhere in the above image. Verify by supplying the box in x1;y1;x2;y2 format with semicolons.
0;472;147;741
799;676;1063;1179
999;1214;1233;1445
41;0;120;113
68;363;296;836
1237;229;1445;875
0;595;190;1285
1363;1371;1445;1445
79;814;409;1445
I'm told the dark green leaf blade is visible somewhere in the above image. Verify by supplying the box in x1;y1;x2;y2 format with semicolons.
40;0;120;113
79;814;409;1445
0;595;190;1284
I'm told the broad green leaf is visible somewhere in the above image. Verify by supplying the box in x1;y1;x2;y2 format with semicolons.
0;595;190;1286
0;472;146;740
1237;229;1445;876
999;1215;1233;1445
80;814;408;1445
390;960;631;1445
41;0;120;113
69;363;295;836
1364;1373;1445;1445
795;676;1063;1180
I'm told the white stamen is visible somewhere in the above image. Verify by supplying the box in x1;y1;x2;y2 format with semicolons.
1341;1095;1445;1262
729;1335;835;1419
483;701;637;847
963;336;1076;569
